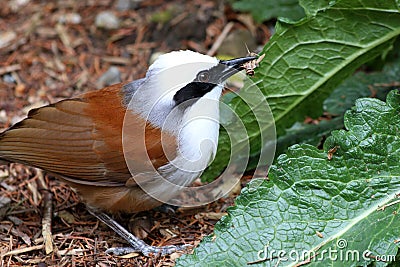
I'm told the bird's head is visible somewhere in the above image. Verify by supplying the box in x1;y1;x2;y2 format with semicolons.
147;50;255;104
124;50;256;130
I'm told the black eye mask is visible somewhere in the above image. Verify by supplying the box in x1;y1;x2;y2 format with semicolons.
173;81;216;105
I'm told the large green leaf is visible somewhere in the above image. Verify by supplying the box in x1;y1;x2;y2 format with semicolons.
202;0;400;181
178;90;400;266
230;0;305;22
275;52;400;157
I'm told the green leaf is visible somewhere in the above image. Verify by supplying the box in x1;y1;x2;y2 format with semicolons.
256;0;400;134
202;0;400;181
275;52;400;157
177;90;400;266
230;0;305;22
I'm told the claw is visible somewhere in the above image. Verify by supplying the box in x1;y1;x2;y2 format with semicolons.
107;244;192;256
87;206;192;256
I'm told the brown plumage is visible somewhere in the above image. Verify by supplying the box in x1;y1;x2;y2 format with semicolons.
0;83;176;213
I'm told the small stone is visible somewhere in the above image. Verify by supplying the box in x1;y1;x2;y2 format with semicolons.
0;31;16;49
58;13;82;24
116;0;142;11
96;66;121;89
3;74;16;84
116;0;130;11
95;11;120;30
8;0;30;12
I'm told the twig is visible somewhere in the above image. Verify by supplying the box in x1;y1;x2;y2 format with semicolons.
26;177;40;206
377;199;400;211
55;23;75;55
37;169;54;254
101;56;132;65
2;244;44;257
247;256;278;265
42;191;54;254
0;64;21;76
293;253;319;267
207;22;234;56
0;224;31;246
170;12;188;27
58;248;88;256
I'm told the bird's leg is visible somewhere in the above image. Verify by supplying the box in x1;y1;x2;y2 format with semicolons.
87;207;191;256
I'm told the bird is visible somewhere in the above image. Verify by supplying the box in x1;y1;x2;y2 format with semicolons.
0;50;256;256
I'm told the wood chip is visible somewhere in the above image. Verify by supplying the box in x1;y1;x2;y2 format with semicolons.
101;56;132;65
2;244;43;257
0;31;17;49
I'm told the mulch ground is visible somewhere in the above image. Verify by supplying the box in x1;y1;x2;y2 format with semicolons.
0;0;269;266
1;164;248;266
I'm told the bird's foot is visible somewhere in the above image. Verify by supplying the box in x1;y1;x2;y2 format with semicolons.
106;243;192;256
87;207;192;256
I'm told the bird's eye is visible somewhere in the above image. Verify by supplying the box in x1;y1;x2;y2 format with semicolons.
197;71;210;82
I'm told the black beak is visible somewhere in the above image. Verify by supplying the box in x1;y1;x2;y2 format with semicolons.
219;56;256;81
173;56;257;105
